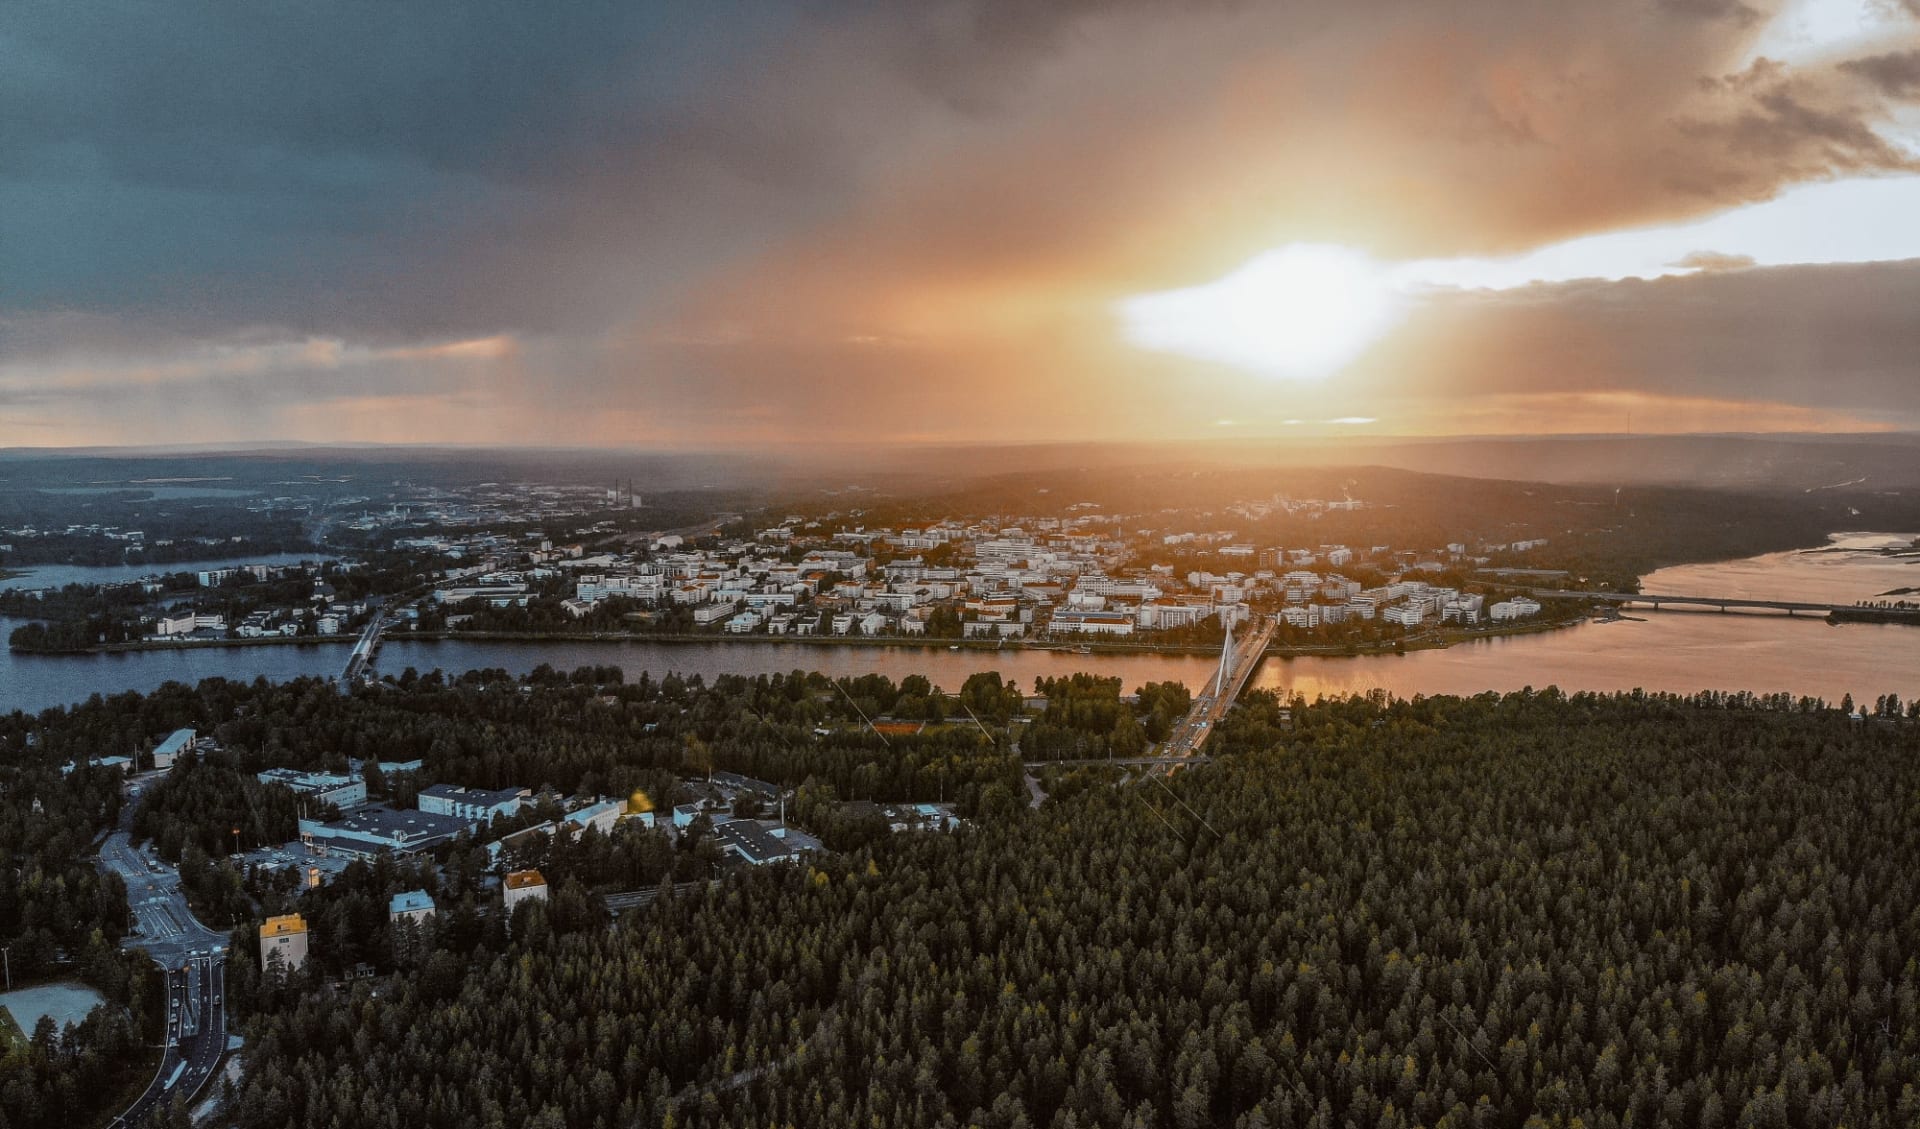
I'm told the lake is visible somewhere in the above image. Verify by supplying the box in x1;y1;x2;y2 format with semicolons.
0;552;333;593
1;533;1913;716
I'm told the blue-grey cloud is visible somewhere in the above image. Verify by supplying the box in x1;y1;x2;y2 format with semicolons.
0;1;802;335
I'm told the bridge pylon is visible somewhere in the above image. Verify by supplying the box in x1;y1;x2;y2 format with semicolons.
1214;617;1234;698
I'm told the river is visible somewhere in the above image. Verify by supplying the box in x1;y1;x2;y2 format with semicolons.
1;533;1913;716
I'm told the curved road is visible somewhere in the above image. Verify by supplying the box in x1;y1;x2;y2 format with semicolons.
99;777;231;1126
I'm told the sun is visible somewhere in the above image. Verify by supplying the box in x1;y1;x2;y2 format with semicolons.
1117;243;1403;381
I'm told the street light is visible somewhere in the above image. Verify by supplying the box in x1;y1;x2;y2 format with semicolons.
2;945;11;992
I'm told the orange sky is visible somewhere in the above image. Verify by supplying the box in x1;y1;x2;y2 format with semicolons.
3;0;1918;447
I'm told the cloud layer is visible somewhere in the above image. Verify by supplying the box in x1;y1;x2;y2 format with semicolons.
2;0;1918;445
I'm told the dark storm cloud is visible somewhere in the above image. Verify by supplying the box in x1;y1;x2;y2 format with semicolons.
1655;0;1761;27
0;0;1189;348
0;1;797;335
1841;50;1920;98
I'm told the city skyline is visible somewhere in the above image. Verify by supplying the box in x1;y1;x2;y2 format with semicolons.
5;0;1919;447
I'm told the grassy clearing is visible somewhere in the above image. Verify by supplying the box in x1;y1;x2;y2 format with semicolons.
0;1005;25;1056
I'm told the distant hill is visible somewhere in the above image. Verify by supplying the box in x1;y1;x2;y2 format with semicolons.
4;432;1917;493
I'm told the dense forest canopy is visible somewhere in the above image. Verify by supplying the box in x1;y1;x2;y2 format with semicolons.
6;666;1918;1128
0;715;169;1129
207;687;1919;1129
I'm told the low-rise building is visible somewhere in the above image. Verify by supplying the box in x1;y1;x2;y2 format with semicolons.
433;582;531;607
152;728;196;770
1382;604;1425;627
418;783;527;824
257;768;367;809
486;798;628;865
691;602;735;626
299;805;475;859
1050;609;1135;636
1490;596;1543;621
713;819;803;866
153;611;197;637
388;890;436;925
711;772;781;799
672;801;708;828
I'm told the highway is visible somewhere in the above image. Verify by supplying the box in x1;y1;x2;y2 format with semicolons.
99;778;230;1127
110;957;226;1128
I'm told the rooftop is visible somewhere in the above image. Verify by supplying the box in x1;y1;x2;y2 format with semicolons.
389;889;435;914
420;783;526;807
305;804;474;845
713;819;799;865
710;771;780;797
261;913;307;938
259;767;359;791
504;869;547;890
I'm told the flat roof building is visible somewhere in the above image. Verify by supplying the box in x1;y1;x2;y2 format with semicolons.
711;771;781;798
299;805;473;859
257;768;367;810
713;819;802;866
418;783;528;824
388;889;436;924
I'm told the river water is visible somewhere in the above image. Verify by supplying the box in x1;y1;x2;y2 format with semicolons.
2;533;1913;716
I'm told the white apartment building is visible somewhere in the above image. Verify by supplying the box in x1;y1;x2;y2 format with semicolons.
1383;605;1425;627
1136;602;1209;630
1490;596;1543;621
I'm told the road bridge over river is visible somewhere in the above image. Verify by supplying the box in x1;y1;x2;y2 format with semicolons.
1534;588;1907;617
1137;617;1276;774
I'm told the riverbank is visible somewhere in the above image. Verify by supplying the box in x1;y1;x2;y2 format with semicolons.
12;611;1595;660
12;632;356;656
1828;606;1920;625
433;609;1592;659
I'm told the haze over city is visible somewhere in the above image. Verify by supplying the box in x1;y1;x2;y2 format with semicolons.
7;0;1920;448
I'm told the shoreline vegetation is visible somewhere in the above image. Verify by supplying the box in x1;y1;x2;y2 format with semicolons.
11;610;1594;659
15;601;1918;660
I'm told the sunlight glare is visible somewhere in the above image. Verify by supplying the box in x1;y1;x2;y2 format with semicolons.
1117;243;1402;381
